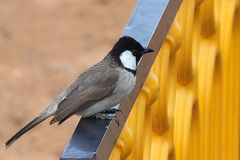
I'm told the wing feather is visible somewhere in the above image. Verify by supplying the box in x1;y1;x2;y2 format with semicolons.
50;62;119;124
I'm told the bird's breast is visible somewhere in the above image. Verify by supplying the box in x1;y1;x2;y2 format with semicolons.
114;69;136;97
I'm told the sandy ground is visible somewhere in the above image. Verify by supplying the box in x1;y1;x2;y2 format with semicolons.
0;0;135;159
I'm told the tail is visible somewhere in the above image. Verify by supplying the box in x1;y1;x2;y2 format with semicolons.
4;107;54;149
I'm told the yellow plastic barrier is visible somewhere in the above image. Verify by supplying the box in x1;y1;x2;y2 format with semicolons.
110;0;240;159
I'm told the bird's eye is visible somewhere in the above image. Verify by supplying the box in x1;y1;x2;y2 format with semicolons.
132;49;138;56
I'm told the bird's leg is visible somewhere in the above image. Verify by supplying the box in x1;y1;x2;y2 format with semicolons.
93;113;120;126
102;108;122;114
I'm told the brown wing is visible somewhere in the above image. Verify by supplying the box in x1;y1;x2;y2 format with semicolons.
50;62;119;125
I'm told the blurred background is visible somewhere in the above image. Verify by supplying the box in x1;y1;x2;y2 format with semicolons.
0;0;135;159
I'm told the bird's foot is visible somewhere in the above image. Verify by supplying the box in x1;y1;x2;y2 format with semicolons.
102;108;122;114
93;113;120;126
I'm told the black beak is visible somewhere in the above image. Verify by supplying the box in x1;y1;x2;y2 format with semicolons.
142;47;154;55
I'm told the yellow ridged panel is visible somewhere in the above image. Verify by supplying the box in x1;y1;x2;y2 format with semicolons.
109;0;240;159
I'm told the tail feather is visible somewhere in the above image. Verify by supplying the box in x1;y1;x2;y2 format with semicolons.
4;112;52;148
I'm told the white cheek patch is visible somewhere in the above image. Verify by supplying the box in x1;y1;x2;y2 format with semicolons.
120;50;136;70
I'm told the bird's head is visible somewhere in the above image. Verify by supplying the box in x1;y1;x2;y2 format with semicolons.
110;36;154;71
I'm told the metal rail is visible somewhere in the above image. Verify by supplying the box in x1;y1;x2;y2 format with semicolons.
60;0;182;159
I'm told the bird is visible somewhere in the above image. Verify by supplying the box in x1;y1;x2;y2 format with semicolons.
4;36;154;148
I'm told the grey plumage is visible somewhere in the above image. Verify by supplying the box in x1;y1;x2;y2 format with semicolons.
4;110;52;148
4;36;154;148
50;57;121;124
5;55;124;148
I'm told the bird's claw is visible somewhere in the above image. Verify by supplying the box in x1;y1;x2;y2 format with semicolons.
103;108;122;114
93;113;120;126
112;116;120;126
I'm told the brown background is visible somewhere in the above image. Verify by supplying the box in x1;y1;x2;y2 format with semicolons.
0;0;135;159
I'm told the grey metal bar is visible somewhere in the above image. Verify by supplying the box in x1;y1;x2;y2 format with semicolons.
61;0;182;159
61;119;110;160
